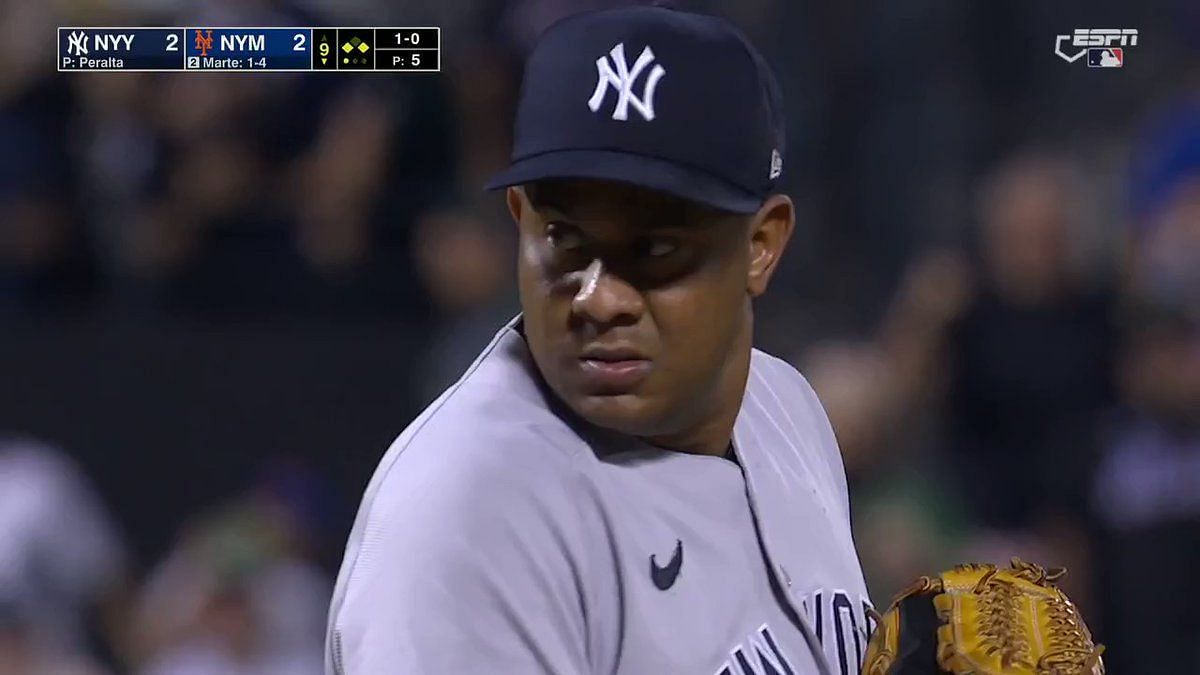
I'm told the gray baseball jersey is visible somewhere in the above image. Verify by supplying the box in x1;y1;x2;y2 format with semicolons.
327;316;872;675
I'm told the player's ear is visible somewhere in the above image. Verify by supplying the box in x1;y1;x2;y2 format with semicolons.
746;193;794;297
505;186;526;227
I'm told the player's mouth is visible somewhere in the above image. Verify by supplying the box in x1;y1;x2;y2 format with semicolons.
576;345;652;393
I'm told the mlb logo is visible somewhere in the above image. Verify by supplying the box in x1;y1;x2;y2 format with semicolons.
1088;48;1123;67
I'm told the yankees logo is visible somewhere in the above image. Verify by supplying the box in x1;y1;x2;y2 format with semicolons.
67;31;89;56
588;43;666;122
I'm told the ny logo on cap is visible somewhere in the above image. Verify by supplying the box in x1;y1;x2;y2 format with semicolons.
588;43;666;122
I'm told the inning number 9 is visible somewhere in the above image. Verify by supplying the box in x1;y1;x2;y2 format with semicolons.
319;40;329;57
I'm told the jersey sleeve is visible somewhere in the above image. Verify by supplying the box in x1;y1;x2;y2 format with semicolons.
327;427;598;675
795;368;853;520
763;353;855;522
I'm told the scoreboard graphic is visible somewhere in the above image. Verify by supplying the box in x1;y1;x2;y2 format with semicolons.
58;27;440;72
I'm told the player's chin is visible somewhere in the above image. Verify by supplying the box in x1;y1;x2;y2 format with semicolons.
568;391;670;437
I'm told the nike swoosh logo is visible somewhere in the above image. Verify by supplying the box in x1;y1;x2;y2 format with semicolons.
650;539;683;590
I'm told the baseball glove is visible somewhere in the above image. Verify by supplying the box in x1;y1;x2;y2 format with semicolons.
862;558;1104;675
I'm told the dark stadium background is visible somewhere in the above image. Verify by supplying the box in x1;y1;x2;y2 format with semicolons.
2;0;1197;673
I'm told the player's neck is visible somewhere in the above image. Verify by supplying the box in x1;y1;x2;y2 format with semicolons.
644;415;737;457
644;337;751;457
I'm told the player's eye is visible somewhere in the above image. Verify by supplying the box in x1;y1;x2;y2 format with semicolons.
546;222;584;251
636;236;679;258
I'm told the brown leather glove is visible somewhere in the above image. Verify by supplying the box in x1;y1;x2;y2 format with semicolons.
862;558;1104;674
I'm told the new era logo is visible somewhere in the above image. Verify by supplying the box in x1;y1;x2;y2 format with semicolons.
769;149;782;179
588;43;666;121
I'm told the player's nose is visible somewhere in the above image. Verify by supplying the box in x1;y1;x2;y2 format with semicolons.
569;258;643;328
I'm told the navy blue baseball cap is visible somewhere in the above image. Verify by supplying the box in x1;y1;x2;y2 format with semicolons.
484;5;786;214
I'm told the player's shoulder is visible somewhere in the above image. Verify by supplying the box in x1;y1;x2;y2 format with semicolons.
329;324;605;668
745;347;833;442
744;347;849;501
357;319;591;522
747;347;825;412
411;319;588;462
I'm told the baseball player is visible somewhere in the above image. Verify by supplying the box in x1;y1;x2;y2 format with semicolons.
327;6;871;675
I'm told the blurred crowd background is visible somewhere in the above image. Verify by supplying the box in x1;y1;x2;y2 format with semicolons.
2;0;1198;673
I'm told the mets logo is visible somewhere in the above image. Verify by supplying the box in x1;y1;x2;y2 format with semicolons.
194;29;214;57
588;43;666;122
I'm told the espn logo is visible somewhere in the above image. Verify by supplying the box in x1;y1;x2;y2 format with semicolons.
1055;28;1138;66
1088;48;1123;68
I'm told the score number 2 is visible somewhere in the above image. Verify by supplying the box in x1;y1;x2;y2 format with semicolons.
294;33;306;51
